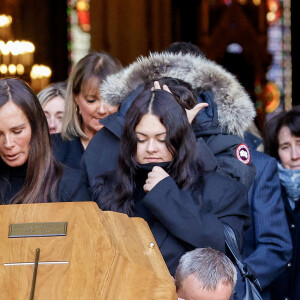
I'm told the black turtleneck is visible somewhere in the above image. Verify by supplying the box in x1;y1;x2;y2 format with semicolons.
133;162;171;226
3;163;27;204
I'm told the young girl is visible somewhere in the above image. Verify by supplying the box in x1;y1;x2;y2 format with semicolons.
94;89;250;275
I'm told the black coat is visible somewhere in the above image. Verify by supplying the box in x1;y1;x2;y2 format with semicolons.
51;134;84;170
269;188;300;300
0;161;91;204
56;166;91;203
95;163;250;276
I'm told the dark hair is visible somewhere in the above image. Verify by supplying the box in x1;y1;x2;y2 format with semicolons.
0;78;62;204
98;89;202;215
144;77;198;110
263;106;300;160
164;41;206;58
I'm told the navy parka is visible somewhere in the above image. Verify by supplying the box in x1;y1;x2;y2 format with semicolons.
95;161;250;276
51;134;84;170
82;87;256;191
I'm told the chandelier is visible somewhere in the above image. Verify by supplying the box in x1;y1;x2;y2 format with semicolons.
0;14;52;92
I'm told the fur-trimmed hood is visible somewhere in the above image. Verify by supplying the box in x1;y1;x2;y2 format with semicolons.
100;52;256;137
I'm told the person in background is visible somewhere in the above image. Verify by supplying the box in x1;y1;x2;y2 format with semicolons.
232;127;293;300
164;44;292;299
263;106;300;300
37;81;67;134
51;52;122;169
175;248;237;300
94;88;250;276
164;41;206;57
0;78;90;204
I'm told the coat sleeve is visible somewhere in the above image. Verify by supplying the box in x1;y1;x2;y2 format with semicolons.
142;172;250;253
80;127;120;190
243;155;292;289
198;135;256;191
57;167;92;202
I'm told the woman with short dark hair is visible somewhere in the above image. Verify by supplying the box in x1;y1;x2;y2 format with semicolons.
94;88;250;275
0;78;90;204
264;106;300;300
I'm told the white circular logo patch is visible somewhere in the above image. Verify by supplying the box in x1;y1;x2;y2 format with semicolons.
236;143;251;164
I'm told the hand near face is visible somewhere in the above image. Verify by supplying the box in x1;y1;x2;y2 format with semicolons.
143;166;169;193
152;80;209;124
185;102;209;124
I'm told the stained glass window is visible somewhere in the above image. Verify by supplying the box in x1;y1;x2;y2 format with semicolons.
266;0;292;116
67;0;91;70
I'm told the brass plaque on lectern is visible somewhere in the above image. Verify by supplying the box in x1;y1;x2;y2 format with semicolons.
8;222;67;238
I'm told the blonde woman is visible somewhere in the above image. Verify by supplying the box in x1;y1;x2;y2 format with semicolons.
37;81;67;134
51;52;122;169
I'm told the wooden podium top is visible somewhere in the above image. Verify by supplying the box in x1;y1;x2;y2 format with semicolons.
0;201;176;299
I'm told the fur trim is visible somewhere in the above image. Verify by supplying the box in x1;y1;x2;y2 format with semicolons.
100;52;256;137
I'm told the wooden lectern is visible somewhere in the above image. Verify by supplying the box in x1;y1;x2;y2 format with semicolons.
0;202;177;299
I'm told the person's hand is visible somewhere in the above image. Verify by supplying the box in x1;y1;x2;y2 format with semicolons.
152;80;208;123
152;81;172;93
143;166;169;193
185;102;209;124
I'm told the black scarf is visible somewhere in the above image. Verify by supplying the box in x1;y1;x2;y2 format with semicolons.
133;162;171;225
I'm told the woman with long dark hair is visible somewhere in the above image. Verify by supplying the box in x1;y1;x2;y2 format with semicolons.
0;78;90;204
94;88;250;275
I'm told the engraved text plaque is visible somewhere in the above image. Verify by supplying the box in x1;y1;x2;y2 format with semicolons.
9;222;68;238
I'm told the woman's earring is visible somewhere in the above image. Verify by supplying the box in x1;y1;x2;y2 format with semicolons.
76;105;81;115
